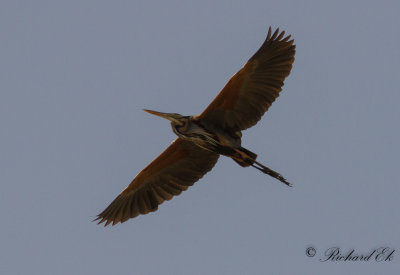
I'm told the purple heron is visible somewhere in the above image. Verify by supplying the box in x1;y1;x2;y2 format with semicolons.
96;27;295;226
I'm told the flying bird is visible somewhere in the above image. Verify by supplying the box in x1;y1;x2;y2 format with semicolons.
96;27;295;226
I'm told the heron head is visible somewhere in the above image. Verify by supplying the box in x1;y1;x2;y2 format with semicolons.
143;109;187;126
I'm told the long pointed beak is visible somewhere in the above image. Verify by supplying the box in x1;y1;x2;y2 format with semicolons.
143;109;181;124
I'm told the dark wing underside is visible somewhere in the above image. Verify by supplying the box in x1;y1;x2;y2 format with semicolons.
95;138;219;226
199;27;296;132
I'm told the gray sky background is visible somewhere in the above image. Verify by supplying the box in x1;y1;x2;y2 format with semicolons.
1;0;399;274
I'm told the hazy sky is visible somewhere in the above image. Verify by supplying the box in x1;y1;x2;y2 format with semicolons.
1;0;399;274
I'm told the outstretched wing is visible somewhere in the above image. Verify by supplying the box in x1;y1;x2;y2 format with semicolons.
95;138;219;226
199;27;295;132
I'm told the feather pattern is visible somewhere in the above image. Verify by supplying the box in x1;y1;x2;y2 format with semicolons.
95;138;219;226
199;27;296;131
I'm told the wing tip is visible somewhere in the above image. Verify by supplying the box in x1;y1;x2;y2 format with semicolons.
267;26;272;40
93;215;106;226
93;213;121;227
266;26;294;44
248;26;295;63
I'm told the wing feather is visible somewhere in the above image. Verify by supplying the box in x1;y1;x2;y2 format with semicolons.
199;27;295;131
95;138;219;226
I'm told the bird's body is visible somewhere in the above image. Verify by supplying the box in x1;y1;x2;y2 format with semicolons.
145;110;290;185
170;114;241;153
96;27;296;226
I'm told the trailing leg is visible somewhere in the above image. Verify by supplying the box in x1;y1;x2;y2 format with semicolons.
229;146;291;187
251;160;291;186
